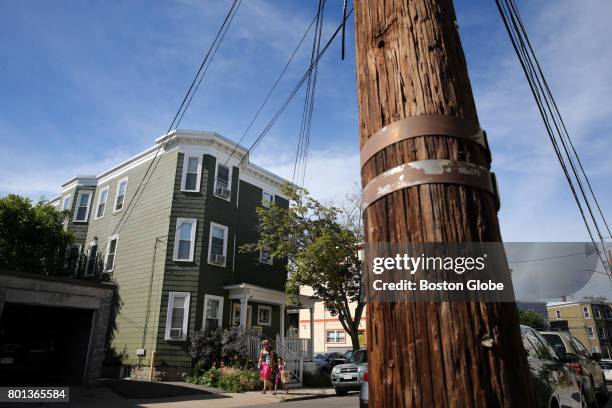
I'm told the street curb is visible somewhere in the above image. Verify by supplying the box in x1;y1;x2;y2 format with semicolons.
276;393;335;403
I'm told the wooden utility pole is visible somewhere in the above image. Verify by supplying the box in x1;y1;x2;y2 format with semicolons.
354;1;535;407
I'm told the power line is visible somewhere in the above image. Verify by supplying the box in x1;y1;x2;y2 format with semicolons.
292;0;326;189
236;7;354;170
494;0;612;276
219;9;320;173
111;0;241;236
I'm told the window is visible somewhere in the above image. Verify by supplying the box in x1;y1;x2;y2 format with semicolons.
165;292;190;341
114;178;128;212
595;306;602;319
73;191;92;222
587;326;595;338
259;249;273;265
606;308;612;319
232;303;252;327
63;243;82;271
203;295;224;332
262;191;274;207
592;346;599;353
181;155;202;192
104;235;118;272
583;306;591;318
257;305;272;326
599;327;607;339
208;222;228;266
173;218;197;262
84;240;98;277
214;163;231;200
326;330;346;343
95;186;109;219
555;310;561;319
62;195;72;211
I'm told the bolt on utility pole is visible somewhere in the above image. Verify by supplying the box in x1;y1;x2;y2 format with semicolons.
354;1;535;407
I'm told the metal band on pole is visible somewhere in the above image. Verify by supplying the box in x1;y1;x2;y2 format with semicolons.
360;114;488;168
361;159;499;210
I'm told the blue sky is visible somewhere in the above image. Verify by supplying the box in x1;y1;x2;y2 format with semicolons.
1;0;612;244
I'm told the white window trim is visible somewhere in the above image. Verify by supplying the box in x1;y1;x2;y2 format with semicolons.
257;305;272;326
259;249;273;265
173;218;197;262
555;310;561;319
262;190;274;207
113;177;129;213
73;191;92;223
587;326;595;338
326;329;346;344
104;235;119;272
231;303;252;326
84;239;98;277
584;306;591;318
180;154;202;192
94;186;110;220
208;222;229;266
165;291;190;341
213;162;232;201
599;327;607;339
203;294;224;330
62;194;72;211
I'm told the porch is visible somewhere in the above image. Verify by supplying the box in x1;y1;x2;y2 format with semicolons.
224;283;316;385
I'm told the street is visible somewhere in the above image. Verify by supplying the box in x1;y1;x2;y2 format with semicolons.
248;395;359;408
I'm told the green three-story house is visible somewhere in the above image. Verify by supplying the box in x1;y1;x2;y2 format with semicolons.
49;130;315;379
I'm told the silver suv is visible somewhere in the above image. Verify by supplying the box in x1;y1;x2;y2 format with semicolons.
540;330;609;407
330;349;367;396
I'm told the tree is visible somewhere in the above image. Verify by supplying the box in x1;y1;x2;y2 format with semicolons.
518;310;545;329
242;186;364;351
0;194;73;275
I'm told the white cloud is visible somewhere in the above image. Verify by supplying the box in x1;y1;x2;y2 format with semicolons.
0;149;132;200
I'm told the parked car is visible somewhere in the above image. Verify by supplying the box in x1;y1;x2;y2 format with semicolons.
359;365;368;408
313;352;346;374
540;330;609;407
359;326;584;408
599;359;612;382
331;348;367;396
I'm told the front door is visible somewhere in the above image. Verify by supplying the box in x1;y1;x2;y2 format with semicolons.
232;303;252;328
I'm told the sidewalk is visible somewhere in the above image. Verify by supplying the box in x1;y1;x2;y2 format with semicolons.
52;381;337;408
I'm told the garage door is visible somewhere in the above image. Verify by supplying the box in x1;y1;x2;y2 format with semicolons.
0;303;93;386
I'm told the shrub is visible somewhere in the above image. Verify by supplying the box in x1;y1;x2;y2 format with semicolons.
219;369;261;393
190;328;223;370
221;326;249;367
187;366;260;392
190;326;251;371
303;370;331;387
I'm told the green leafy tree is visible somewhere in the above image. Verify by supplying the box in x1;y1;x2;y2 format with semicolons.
0;194;73;275
242;186;364;351
518;309;545;329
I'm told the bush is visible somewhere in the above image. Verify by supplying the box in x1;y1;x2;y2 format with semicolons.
190;326;250;371
303;370;331;387
188;366;260;393
221;326;249;368
219;369;261;393
190;328;223;370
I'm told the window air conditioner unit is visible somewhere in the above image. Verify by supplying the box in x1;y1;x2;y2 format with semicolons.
169;328;183;340
211;254;226;265
215;186;231;198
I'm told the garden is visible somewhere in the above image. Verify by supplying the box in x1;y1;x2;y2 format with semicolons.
186;326;262;393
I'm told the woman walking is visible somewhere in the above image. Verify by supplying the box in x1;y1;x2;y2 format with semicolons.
258;339;273;394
